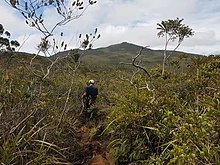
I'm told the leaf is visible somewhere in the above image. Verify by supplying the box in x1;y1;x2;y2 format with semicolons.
5;31;11;37
61;41;64;47
0;24;4;34
141;126;158;131
94;28;97;34
39;14;42;20
49;0;54;5
10;0;17;7
86;34;89;40
89;44;92;49
31;11;35;17
57;7;61;14
64;44;67;50
11;40;20;47
89;0;96;5
21;12;27;19
25;2;28;10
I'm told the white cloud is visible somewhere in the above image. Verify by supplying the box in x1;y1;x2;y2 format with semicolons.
0;0;220;55
16;34;42;53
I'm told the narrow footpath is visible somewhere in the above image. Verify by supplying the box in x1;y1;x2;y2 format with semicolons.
71;108;115;165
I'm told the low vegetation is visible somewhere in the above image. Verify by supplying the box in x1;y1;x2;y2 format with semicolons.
0;49;219;164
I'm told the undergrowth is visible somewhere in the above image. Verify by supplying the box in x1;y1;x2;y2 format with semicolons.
0;52;220;164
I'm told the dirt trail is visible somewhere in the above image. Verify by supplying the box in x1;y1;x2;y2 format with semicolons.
72;108;114;165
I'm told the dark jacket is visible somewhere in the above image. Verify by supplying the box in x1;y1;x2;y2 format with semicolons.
84;85;98;99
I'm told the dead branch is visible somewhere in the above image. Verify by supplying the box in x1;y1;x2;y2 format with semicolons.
119;68;140;85
57;80;72;129
10;108;38;134
120;46;155;92
42;57;60;80
132;46;152;80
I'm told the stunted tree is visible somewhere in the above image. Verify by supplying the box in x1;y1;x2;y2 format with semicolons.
5;0;97;55
157;18;194;76
0;24;20;51
5;0;99;79
6;0;96;37
4;0;100;126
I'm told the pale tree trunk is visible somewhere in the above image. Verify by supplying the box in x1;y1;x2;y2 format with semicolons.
162;34;168;76
162;37;181;76
162;50;167;76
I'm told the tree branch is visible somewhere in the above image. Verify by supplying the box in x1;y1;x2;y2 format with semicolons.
121;45;155;92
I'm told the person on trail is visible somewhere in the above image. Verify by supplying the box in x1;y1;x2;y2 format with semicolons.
82;79;98;110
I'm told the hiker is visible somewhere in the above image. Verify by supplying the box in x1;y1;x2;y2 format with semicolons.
82;79;98;110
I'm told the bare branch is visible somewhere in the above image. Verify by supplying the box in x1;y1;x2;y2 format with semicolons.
132;46;152;81
57;81;72;129
120;45;155;92
42;57;60;80
17;34;31;52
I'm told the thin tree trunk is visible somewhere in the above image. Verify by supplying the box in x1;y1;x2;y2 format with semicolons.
162;50;166;76
162;35;168;76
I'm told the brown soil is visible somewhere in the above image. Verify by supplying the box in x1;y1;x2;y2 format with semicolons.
71;108;115;165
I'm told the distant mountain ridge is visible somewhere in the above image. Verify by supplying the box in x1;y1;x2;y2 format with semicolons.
96;42;145;53
74;42;201;67
0;42;202;69
91;41;200;56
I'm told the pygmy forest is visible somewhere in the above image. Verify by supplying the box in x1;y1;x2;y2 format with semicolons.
0;43;220;164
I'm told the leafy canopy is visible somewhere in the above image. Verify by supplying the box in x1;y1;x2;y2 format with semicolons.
6;0;97;37
0;24;20;51
156;18;194;76
157;17;194;43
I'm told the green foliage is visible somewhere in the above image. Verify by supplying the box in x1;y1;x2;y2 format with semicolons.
200;57;220;78
0;51;220;164
6;0;98;56
157;18;194;76
79;28;101;50
7;0;97;37
157;18;194;42
0;53;89;163
0;24;20;51
102;56;220;164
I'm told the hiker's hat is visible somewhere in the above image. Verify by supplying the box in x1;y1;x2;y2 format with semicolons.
89;79;95;84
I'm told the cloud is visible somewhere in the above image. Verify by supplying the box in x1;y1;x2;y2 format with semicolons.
16;34;42;53
0;0;220;55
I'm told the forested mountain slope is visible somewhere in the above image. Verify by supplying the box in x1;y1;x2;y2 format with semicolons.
54;42;202;67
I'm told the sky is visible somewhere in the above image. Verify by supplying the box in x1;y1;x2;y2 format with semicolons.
0;0;220;55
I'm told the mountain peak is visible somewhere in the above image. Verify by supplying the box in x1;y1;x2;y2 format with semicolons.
104;41;146;53
110;41;142;47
